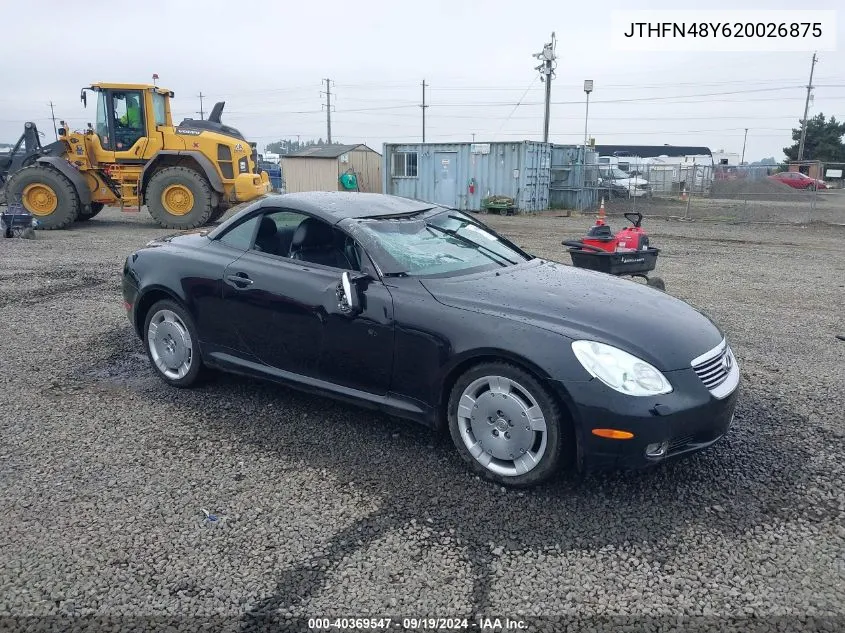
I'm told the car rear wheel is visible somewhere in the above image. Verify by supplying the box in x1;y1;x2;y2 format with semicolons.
143;299;204;387
447;362;567;486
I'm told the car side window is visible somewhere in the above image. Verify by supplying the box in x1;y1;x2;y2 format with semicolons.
218;215;260;250
252;210;309;257
250;209;361;272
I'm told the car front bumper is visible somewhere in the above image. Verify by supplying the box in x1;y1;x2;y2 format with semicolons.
551;368;739;471
121;270;140;336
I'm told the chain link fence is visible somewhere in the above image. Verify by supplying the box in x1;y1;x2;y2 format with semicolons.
576;161;845;225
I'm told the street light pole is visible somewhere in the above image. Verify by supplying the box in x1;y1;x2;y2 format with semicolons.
581;80;594;212
583;81;593;147
741;128;748;165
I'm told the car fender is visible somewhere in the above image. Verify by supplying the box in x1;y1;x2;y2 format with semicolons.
434;345;584;432
132;283;189;337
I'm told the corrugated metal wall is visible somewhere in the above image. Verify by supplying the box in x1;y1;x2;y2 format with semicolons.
550;146;598;209
280;157;339;192
382;141;551;212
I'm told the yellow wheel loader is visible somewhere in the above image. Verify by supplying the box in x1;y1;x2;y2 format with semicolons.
1;82;271;230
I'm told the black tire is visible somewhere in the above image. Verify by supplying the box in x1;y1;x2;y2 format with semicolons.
646;276;666;291
142;299;205;388
76;202;105;221
146;166;214;229
5;165;80;230
208;205;228;223
447;361;568;487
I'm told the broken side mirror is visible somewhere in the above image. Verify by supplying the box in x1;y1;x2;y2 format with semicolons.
338;271;368;315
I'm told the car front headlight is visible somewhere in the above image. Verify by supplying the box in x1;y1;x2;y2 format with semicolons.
571;340;672;396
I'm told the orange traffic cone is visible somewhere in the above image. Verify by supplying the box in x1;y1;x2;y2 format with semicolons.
596;197;606;225
680;186;688;202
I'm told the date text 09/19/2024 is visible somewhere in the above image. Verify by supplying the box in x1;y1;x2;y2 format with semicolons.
308;617;529;631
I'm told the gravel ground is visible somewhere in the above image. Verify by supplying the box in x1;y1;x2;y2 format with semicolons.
593;188;845;224
1;205;844;632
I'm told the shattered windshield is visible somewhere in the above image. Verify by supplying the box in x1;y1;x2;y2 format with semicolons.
354;211;530;277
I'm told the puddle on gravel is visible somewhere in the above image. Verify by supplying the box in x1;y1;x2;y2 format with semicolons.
77;326;157;390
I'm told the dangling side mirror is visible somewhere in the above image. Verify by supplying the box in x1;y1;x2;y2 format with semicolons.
339;271;362;315
338;271;372;315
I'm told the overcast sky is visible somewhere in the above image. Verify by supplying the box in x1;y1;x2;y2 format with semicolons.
2;0;842;161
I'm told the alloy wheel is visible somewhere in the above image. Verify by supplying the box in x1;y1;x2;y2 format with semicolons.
147;309;193;379
456;375;548;477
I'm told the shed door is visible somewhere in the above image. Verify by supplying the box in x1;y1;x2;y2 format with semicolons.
433;152;458;207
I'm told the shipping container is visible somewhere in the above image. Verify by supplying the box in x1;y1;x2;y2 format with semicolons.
382;141;551;212
550;145;599;210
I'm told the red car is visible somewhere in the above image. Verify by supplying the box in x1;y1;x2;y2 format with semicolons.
769;171;828;190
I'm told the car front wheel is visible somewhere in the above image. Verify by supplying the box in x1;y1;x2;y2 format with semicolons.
447;362;568;486
143;299;204;387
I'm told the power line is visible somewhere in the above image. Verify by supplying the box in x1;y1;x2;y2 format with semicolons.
496;77;538;136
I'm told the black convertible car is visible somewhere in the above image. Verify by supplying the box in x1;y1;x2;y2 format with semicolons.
122;192;739;486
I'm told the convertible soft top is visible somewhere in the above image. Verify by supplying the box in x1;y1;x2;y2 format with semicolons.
255;192;436;223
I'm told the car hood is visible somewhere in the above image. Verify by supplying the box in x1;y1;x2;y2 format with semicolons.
420;260;723;371
145;229;211;248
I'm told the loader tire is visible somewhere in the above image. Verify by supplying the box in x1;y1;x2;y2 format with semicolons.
146;167;214;230
208;205;228;223
76;202;104;221
6;165;80;230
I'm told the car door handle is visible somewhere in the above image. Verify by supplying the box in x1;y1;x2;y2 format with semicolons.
225;273;253;288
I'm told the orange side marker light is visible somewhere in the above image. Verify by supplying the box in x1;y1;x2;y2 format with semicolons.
591;428;634;440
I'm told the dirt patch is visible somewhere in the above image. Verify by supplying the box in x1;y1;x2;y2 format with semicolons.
709;177;809;201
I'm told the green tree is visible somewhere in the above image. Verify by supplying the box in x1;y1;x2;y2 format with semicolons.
783;113;845;162
264;138;341;155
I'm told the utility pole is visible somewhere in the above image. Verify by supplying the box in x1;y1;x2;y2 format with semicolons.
48;101;58;140
198;92;205;120
533;33;556;143
420;79;429;142
741;128;748;164
323;78;333;144
797;52;818;162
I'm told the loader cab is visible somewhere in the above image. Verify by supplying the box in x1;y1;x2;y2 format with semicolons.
82;83;173;161
95;89;146;152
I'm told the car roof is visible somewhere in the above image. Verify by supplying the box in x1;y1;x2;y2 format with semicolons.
256;192;438;223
